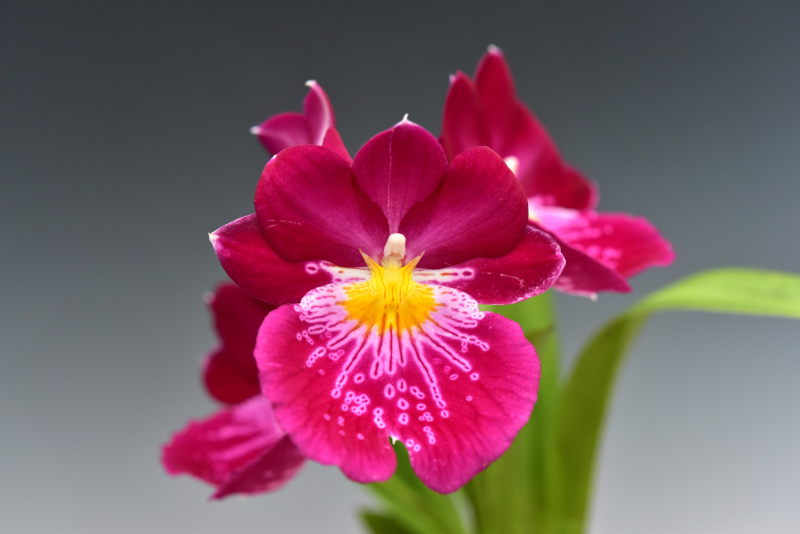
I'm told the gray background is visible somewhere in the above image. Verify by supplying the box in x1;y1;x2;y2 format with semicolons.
2;1;798;532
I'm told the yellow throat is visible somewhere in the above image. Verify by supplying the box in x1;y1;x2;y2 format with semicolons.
340;234;436;336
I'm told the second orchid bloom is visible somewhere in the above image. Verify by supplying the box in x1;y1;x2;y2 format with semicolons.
442;47;674;296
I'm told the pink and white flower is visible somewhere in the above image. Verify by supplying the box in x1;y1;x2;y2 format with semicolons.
162;284;305;499
441;46;675;296
211;118;565;493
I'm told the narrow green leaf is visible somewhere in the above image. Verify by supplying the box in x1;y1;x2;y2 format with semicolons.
551;268;800;533
630;268;800;319
365;441;468;534
360;510;421;534
467;292;561;534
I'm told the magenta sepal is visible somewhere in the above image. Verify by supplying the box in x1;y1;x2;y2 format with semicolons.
210;215;334;305
255;145;389;267
162;395;305;500
254;80;335;155
413;226;565;305
256;287;539;493
352;119;447;232
399;146;528;268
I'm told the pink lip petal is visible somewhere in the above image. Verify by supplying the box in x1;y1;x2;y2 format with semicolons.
406;310;538;493
412;226;565;305
303;80;336;146
352;120;447;232
536;207;675;280
399;146;528;268
440;71;489;163
211;214;334;305
256;285;538;493
162;396;304;499
255;145;389;267
212;435;306;500
256;304;398;484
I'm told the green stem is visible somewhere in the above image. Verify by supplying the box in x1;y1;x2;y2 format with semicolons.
467;291;562;534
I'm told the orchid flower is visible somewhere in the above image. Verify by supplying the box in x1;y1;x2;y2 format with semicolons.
441;46;675;296
211;118;565;493
162;284;305;499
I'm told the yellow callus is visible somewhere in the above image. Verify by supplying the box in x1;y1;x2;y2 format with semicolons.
341;252;436;335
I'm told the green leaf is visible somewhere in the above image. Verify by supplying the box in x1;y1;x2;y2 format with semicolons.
467;292;561;534
365;441;469;534
360;510;420;534
550;268;800;534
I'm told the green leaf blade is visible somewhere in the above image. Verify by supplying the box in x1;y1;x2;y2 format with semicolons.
551;268;800;534
467;292;561;534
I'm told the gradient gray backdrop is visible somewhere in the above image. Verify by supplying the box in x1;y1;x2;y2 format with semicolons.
2;1;799;532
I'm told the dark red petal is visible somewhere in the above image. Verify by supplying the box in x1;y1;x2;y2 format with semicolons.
203;348;261;404
440;72;489;163
162;396;303;498
211;284;275;378
210;214;333;305
212;435;306;499
474;47;518;139
255;146;389;266
352;120;447;233
254;112;312;155
413;226;565;304
400;146;528;268
522;163;598;213
321;127;351;164
256;286;539;493
303;80;335;146
469;49;597;211
537;208;675;279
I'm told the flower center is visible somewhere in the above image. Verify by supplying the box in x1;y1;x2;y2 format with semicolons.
340;234;436;335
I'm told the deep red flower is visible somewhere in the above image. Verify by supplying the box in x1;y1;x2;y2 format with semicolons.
162;284;305;499
211;118;565;493
441;46;675;296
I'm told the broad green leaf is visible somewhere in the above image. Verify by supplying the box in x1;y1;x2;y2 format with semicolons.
365;441;468;534
551;268;800;534
467;292;561;534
